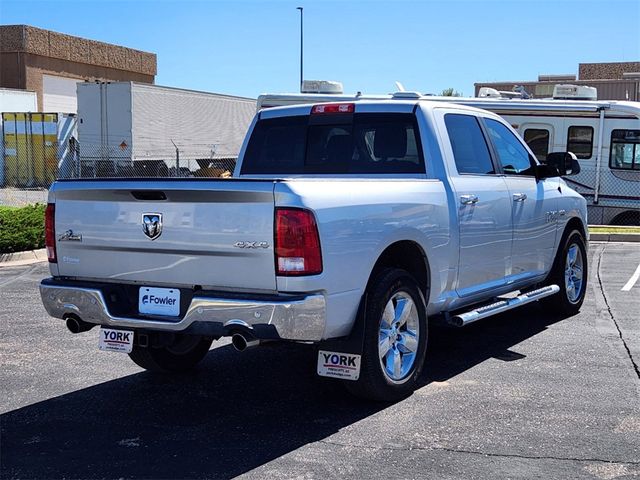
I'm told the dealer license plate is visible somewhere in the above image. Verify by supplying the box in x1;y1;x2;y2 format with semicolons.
139;286;180;317
317;350;361;381
98;328;134;353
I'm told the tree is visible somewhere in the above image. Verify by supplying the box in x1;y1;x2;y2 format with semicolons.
440;88;462;97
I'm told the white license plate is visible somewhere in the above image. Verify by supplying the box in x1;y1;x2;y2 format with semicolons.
139;286;180;316
98;328;134;353
317;350;361;381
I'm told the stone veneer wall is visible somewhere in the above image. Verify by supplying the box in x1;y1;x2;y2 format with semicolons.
0;25;156;110
578;62;640;80
0;25;156;76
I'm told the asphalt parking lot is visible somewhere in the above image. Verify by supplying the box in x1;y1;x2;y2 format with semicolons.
1;242;639;479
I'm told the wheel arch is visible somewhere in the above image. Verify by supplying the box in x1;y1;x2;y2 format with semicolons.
564;216;587;243
366;240;431;300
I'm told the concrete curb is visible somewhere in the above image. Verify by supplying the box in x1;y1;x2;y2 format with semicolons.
589;224;640;242
0;249;47;266
589;233;640;242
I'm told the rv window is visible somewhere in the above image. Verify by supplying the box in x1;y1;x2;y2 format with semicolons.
444;114;495;175
524;129;550;162
484;118;535;176
609;129;640;171
567;126;594;159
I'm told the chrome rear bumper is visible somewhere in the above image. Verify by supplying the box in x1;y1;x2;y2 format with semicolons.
39;279;326;341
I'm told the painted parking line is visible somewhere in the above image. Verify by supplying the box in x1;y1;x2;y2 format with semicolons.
622;263;640;292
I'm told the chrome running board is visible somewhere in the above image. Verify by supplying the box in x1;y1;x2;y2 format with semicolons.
449;285;560;327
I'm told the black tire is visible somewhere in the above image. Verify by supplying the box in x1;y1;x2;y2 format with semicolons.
344;268;428;402
129;334;213;372
540;229;588;316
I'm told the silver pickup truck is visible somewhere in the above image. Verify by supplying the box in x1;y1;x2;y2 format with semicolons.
40;100;588;401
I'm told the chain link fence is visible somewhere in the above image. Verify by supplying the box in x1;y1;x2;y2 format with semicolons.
1;138;237;207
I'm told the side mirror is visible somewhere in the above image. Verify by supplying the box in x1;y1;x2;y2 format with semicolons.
535;163;560;180
545;152;581;176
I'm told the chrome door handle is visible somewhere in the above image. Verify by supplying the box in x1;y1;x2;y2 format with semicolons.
460;194;479;205
512;193;527;202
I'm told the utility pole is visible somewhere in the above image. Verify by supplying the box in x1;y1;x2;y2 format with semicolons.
171;139;180;177
297;6;303;92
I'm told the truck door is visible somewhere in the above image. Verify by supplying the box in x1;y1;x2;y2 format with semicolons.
442;113;512;297
482;118;559;282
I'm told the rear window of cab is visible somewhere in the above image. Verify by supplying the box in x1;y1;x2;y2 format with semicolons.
240;113;425;175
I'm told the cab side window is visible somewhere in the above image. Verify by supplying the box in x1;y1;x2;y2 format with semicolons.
485;118;535;176
444;114;495;175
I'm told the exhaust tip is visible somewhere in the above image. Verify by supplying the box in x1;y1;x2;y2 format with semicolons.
231;333;259;352
66;317;82;334
448;316;464;328
65;316;95;334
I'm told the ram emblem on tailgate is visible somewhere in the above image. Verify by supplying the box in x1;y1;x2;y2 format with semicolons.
142;213;163;240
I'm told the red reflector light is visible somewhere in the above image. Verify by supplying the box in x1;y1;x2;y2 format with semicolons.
45;203;57;263
311;103;355;114
275;208;322;276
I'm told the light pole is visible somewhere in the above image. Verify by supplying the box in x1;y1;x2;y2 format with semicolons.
296;6;303;92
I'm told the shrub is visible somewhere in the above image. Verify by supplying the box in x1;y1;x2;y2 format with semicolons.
0;204;46;254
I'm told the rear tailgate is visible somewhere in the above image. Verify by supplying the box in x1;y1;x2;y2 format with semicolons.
51;180;277;292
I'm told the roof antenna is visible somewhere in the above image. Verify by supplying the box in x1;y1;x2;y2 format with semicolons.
395;81;406;92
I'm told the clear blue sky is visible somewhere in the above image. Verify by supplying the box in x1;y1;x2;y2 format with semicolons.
1;0;639;98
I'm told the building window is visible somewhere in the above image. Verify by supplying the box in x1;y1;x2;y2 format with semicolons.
567;126;594;159
610;129;640;171
524;129;550;162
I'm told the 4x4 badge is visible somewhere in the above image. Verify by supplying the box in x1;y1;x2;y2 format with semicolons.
142;213;163;240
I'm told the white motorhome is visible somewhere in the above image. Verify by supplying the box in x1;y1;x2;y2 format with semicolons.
258;84;640;225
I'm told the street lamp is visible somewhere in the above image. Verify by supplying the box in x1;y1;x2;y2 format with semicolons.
296;6;303;92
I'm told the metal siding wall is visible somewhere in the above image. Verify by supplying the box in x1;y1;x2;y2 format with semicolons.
42;75;80;113
131;84;255;160
105;82;133;158
0;90;38;112
592;81;639;101
77;82;133;160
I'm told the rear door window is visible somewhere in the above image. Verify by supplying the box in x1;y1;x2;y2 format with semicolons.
241;112;424;175
444;113;495;175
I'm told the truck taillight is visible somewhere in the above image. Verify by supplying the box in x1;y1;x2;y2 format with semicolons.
311;103;355;114
275;208;322;276
45;203;56;263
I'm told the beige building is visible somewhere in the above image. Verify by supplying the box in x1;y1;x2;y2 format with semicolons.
475;61;640;101
0;25;156;112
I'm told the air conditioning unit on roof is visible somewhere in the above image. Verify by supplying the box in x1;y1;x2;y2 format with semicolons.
552;84;597;100
301;80;344;94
